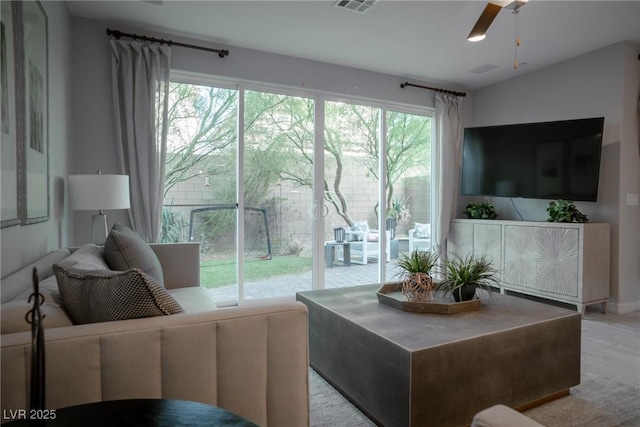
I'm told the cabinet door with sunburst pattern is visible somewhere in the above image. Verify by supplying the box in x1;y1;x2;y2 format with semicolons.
504;226;538;289
448;222;473;259
535;227;579;297
473;224;503;280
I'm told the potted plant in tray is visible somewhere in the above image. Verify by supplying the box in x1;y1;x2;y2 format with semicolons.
436;254;499;302
396;250;439;302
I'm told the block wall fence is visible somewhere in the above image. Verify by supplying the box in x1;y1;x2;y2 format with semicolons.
163;155;431;256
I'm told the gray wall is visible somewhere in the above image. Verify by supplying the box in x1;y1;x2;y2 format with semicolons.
468;42;640;313
66;16;475;245
0;2;72;277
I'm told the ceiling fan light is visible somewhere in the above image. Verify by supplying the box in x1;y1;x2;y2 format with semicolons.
468;33;486;42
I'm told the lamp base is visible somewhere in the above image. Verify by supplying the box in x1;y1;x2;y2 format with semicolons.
91;213;109;245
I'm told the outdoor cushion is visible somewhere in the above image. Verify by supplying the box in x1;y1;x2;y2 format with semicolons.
351;221;370;241
414;222;431;239
103;223;164;286
53;265;183;325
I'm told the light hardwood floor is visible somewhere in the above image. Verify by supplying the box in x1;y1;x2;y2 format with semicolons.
580;309;640;388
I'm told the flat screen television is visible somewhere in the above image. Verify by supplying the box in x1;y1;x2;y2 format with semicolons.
460;117;604;202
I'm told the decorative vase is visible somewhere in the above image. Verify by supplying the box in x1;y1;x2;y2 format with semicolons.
333;227;345;242
402;272;433;302
453;284;477;302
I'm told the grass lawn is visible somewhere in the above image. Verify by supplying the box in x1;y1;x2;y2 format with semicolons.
200;255;313;288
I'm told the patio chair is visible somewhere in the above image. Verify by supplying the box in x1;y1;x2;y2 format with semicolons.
346;221;391;265
409;222;431;253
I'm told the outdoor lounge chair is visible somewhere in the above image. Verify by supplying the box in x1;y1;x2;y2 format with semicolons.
346;221;391;265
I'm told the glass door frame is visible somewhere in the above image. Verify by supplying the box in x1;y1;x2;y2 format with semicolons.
169;71;435;304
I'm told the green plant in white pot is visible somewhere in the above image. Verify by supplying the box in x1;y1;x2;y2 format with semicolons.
396;250;439;302
436;254;498;302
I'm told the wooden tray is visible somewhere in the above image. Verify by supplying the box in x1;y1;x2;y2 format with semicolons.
377;282;481;314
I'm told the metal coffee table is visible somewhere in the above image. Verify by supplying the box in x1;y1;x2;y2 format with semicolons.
297;285;581;427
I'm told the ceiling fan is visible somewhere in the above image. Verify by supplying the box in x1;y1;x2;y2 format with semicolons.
467;0;527;42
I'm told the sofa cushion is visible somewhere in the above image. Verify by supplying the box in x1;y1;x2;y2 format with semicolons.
55;244;110;271
0;275;73;334
168;287;218;313
53;265;183;325
472;404;545;427
103;223;164;286
0;248;71;304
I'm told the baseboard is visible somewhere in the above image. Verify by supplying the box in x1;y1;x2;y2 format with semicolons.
514;389;570;412
608;300;640;314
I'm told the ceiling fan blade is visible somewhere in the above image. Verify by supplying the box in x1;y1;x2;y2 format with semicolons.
467;3;502;41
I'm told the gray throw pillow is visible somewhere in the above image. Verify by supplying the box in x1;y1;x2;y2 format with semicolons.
103;223;164;286
55;244;110;271
53;265;183;325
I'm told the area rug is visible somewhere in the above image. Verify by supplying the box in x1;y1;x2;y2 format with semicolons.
309;368;640;427
523;373;640;427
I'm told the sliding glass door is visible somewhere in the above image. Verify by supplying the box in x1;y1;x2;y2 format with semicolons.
162;82;240;302
242;89;315;300
323;100;381;286
161;77;433;304
384;109;433;281
323;101;434;286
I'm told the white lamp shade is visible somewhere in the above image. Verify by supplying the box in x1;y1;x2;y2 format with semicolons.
68;175;131;211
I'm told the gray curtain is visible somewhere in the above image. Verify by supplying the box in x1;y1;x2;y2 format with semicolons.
111;41;171;242
434;93;464;258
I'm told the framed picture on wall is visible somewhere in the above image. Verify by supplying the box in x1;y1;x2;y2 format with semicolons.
0;1;21;228
21;0;49;225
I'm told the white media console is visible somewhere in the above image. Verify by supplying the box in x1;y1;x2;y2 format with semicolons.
449;219;611;315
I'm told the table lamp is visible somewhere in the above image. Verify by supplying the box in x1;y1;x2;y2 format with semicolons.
68;172;130;245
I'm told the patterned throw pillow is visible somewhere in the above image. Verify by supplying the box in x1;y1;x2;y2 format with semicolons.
53;265;183;325
414;223;431;239
103;223;164;286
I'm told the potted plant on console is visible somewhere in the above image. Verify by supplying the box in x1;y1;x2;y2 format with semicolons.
463;202;498;219
437;254;499;302
396;250;439;302
546;199;589;223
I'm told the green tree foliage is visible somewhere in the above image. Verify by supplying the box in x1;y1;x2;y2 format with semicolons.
164;83;238;196
163;84;431;232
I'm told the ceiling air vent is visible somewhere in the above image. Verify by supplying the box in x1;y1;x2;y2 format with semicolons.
334;0;377;14
469;64;499;74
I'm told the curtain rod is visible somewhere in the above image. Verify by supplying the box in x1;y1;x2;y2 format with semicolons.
400;82;466;97
106;28;229;58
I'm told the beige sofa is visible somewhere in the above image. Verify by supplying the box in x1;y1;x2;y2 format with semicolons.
1;243;309;426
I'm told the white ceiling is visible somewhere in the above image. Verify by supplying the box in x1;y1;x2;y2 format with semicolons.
66;0;640;90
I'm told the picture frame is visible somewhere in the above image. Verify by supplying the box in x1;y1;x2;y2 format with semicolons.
21;0;49;225
0;1;21;228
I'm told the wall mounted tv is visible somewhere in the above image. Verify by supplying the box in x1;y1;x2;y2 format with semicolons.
460;117;604;202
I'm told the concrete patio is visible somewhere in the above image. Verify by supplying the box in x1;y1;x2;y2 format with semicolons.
208;258;405;302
